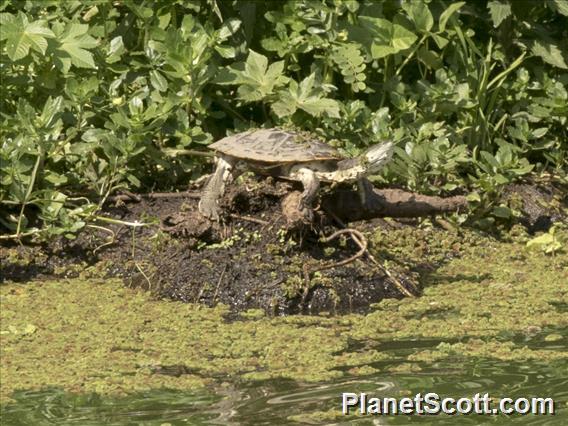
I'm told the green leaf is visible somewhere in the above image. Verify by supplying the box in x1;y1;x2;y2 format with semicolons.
261;36;288;56
244;50;271;84
0;12;54;61
42;191;67;219
217;18;241;41
370;44;396;59
480;151;500;170
487;1;512;28
129;96;144;116
215;50;287;102
417;46;442;69
23;324;37;334
106;36;125;63
272;74;340;118
431;34;449;49
531;41;568;69
54;23;98;72
214;44;236;58
492;205;512;218
493;173;510;184
526;232;562;254
300;97;341;118
438;2;465;32
358;16;418;59
150;70;168;92
44;171;68;186
271;93;297;117
466;192;481;203
38;96;63;129
507;125;527;142
550;0;568;16
331;43;367;92
213;65;242;85
402;1;434;33
530;127;549;139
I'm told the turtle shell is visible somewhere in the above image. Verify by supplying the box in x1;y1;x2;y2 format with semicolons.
209;129;343;163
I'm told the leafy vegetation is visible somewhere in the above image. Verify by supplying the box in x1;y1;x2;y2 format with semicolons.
1;0;567;240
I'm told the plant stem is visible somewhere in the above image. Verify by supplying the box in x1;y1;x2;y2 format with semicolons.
15;150;42;239
395;34;428;77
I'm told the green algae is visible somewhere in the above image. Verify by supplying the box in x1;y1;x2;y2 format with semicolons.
1;228;567;404
287;409;345;424
408;339;568;363
354;228;568;342
0;279;353;403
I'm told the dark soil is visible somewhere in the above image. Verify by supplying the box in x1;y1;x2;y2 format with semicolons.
503;180;567;232
1;177;565;315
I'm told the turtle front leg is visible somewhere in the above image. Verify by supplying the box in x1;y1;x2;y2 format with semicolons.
198;155;235;221
293;167;320;220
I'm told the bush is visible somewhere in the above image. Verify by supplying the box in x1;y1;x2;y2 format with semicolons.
1;0;567;240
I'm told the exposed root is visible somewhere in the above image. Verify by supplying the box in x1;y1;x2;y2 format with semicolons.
324;207;418;297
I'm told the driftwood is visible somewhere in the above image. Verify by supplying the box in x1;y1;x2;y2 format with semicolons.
280;186;467;227
321;187;468;223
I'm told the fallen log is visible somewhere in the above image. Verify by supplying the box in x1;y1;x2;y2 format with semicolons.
279;182;468;227
321;187;468;223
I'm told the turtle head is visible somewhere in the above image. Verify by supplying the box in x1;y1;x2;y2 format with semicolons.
362;141;394;174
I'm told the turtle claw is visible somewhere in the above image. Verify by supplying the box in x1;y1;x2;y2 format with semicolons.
297;200;315;223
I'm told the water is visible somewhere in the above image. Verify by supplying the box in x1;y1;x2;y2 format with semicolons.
2;352;566;425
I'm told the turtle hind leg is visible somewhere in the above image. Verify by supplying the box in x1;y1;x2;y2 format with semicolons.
199;156;236;221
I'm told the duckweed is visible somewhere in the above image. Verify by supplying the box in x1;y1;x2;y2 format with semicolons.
1;228;566;404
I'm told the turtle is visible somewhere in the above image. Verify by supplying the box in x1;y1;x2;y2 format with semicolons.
198;128;394;221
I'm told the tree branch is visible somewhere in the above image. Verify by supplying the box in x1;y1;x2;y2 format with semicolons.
320;187;468;223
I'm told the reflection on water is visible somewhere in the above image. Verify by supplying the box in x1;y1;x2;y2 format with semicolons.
2;357;566;426
0;388;220;425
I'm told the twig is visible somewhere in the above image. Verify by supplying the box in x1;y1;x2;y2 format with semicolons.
229;213;270;226
118;190;142;202
91;215;149;228
162;148;214;158
87;224;116;253
135;262;153;292
351;236;416;298
189;175;210;188
212;264;227;305
0;229;42;241
195;279;209;304
105;191;201;203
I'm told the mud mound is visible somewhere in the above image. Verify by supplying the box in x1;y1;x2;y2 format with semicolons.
503;181;567;233
127;180;414;315
132;221;407;316
3;177;564;315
